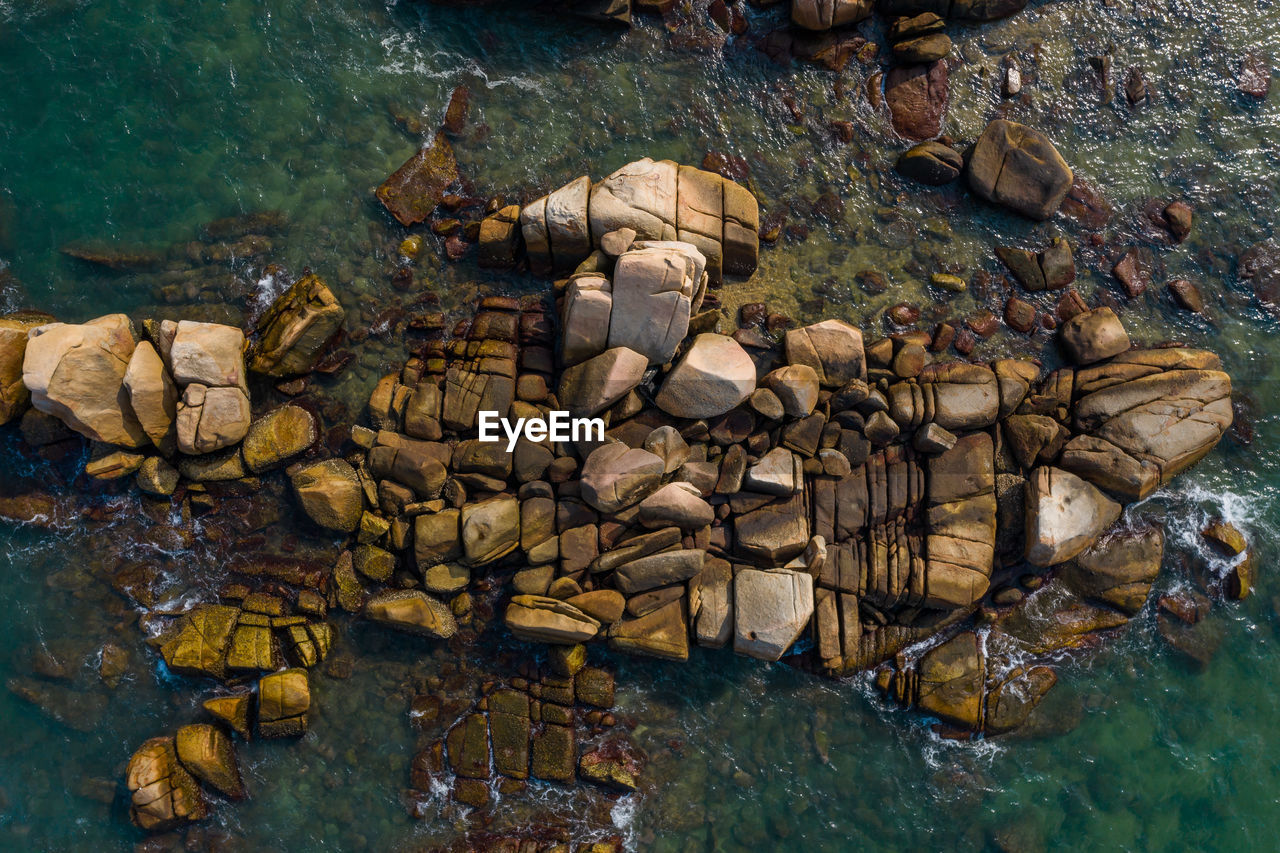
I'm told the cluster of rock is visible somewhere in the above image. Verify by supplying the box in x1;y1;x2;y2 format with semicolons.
408;643;636;814
0;274;344;494
794;0;1029;30
478;157;760;284
897;118;1074;220
127;724;245;831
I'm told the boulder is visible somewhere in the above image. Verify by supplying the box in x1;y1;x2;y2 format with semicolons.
654;333;756;419
588;157;679;245
257;668;311;738
174;723;246;800
1059;307;1130;365
249;274;345;377
127;736;207;831
175;383;251;454
544;175;592;268
791;0;873;29
241;405;318;472
743;447;802;496
722;179;759;277
289;459;363;532
607;599;689;661
614;549;705;595
638;482;714;528
885;61;949;141
967;119;1073;220
461;495;520;565
895;141;964;185
0;312;48;424
690;558;733;648
160;605;238;679
365;590;458;638
123;341;177;450
735;492;810;563
915;631;983;729
561;275;613;365
168;321;246;389
566;589;625;624
375;132;458;226
580;442;665;513
136;456;180;496
733;568;814;661
984;665;1057;735
607;243;703;363
1024;466;1121;567
1062;526;1163;615
505;595;601;643
924;433;996;608
762;364;820;417
23;314;149;447
558;346;648;417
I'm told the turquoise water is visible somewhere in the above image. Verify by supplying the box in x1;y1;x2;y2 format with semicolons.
0;0;1278;849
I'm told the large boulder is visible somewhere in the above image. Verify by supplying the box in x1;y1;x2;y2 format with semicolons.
505;595;601;644
885;61;949;141
637;482;714;529
588;157;679;245
365;590;458;638
174;723;245;800
461;495;520;565
967;119;1073;220
1024;466;1121;567
0;312;50;425
925;433;996;608
614;549;705;595
558;347;648;417
785;319;866;387
289;459;364;532
914;631;983;729
733;568;814;661
654;333;756;418
123;341;177;450
560;274;613;366
175;383;251;455
127;736;207;831
241;405;318;473
580;442;665;513
375;131;458;226
607;599;689;661
1062;526;1163;615
249;274;345;377
22;314;150;447
791;0;873;29
607;243;704;364
168;321;246;389
257;669;310;738
1059;307;1130;365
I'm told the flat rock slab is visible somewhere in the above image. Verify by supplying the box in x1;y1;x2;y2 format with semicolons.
376;132;458;226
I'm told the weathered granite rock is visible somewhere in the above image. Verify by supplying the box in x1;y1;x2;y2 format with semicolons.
607;243;704;363
160;605;238;679
1024;467;1121;567
614;550;704;595
478;204;523;269
1059;307;1130;365
0;313;48;425
588;157;678;245
506;595;601;643
127;736;208;831
580;442;665;513
885;61;949;141
258;668;310;738
655;333;756;418
762;365;820;417
896;141;964;185
176;383;251;454
242;405;318;472
175;723;246;800
791;0;872;29
968;119;1073;220
925;433;996;608
915;631;983;729
638;482;714;529
366;590;458;638
23;314;149;447
376;132;458;226
461;495;520;565
249;274;344;377
558;347;648;417
202;694;251;739
1062;526;1163;615
734;569;814;661
123;341;177;450
169;321;246;389
608;599;689;660
289;459;364;531
561;275;613;366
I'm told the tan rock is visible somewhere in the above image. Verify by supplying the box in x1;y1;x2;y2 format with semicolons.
249;274;345;376
289;459;363;532
654;333;756;419
123;341;177;449
1024;466;1121;567
127;736;207;831
365;589;458;638
241;405;317;472
175;723;246;800
0;312;51;425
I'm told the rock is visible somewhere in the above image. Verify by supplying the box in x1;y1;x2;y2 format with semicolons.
168;321;246;389
258;668;311;738
478;204;523;269
915;631;983;729
375;132;458;226
1237;51;1272;98
122;341;176;449
1059;307;1130;365
366;590;457;638
136;456;180;496
638;482;714;529
600;227;637;257
176;383;251;454
415;509;461;567
607;243;704;363
545;175;592;268
967;119;1073;220
127;737;207;831
643;425;690;473
896;141;964;185
160;605;239;679
561;275;613;365
735;492;809;563
762;365;820;417
1163;201;1193;243
505;595;601;643
423;562;470;595
558;347;648;417
530;724;576;783
925;433;997;608
1062;526;1163;615
588;157;678;246
885;61;949;141
743;447;802;496
175;723;246;800
654;333;756;419
23;314;150;447
749;388;785;421
608;599;689;661
241;405;317;472
615;550;705;594
733;569;814;661
1024;467;1121;567
791;0;873;29
578;748;637;792
1002;414;1068;468
290;459;363;532
913;422;957;454
1168;279;1205;313
461;495;520;565
0;312;48;425
1112;249;1149;298
202;694;251;738
249;274;345;377
1202;520;1246;557
580;442;665;513
893;33;951;63
984;665;1056;735
785;319;866;388
566;589;625;624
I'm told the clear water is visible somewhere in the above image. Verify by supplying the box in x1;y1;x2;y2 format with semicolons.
0;0;1278;849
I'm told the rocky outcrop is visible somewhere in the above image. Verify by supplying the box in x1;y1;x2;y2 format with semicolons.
127;737;208;831
249;274;345;377
967;119;1073;220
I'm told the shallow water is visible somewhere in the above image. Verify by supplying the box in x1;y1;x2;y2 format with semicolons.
0;0;1278;849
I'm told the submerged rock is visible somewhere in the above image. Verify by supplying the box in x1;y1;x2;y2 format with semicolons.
249;274;345;377
967;119;1073;220
376;131;458;226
